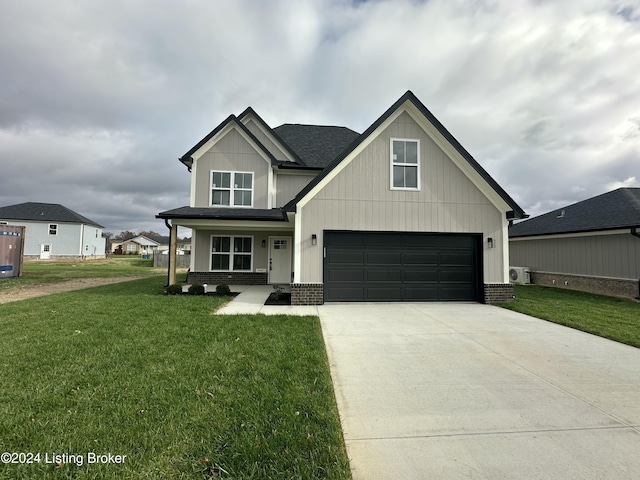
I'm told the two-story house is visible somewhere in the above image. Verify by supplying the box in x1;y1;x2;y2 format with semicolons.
157;91;526;305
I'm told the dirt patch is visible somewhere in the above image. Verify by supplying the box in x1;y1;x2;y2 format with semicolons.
0;277;144;304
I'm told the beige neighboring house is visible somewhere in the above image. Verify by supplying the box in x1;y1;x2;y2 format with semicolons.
157;91;526;305
120;236;160;255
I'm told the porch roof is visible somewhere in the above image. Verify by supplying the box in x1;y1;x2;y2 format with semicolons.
156;206;288;222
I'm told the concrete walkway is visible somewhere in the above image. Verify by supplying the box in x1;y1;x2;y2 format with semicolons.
214;285;319;315
319;302;640;480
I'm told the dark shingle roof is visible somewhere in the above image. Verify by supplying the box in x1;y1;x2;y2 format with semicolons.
156;206;288;222
272;124;360;168
509;188;640;237
0;202;104;228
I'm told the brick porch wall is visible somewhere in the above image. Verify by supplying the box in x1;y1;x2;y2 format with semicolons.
186;271;268;286
530;271;640;300
291;283;324;305
483;283;514;304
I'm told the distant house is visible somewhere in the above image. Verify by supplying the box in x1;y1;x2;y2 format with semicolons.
0;202;106;259
120;236;160;255
509;188;640;299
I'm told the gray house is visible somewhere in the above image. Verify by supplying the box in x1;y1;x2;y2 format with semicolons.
158;91;526;305
0;202;106;259
509;188;640;299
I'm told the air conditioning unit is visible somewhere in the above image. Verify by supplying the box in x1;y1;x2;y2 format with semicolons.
509;266;531;285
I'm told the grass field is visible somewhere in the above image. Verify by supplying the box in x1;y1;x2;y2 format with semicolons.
0;256;161;292
0;274;350;479
500;285;640;348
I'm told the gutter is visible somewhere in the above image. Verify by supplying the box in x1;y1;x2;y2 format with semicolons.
632;227;640;240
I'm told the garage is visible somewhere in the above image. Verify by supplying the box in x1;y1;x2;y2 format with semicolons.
323;231;482;302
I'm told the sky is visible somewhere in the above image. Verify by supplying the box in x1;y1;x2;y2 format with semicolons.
1;0;639;237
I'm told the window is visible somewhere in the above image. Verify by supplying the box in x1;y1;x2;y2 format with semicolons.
127;243;137;252
211;171;253;207
49;224;58;235
391;139;420;190
211;236;253;271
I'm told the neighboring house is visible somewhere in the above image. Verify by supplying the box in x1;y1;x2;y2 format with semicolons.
120;236;160;255
509;187;640;299
157;90;526;305
0;202;105;259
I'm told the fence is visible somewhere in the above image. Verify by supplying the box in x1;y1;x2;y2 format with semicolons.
153;252;191;269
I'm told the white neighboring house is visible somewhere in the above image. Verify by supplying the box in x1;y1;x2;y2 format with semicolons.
0;202;106;259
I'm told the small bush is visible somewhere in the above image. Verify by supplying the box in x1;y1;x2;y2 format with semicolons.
216;284;231;295
166;284;183;295
188;284;205;296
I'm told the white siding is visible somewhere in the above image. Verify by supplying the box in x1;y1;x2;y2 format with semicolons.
297;111;506;283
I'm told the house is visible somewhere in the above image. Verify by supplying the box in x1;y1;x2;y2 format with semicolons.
157;91;526;305
509;187;640;299
0;202;105;259
120;235;161;255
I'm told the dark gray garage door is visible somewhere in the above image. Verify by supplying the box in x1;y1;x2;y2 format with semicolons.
324;231;481;302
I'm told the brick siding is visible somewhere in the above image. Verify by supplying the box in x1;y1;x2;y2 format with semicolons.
291;283;324;305
530;271;640;300
186;271;267;286
483;283;514;304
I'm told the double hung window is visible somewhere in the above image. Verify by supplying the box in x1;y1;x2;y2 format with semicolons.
211;171;253;207
391;139;420;190
211;236;253;271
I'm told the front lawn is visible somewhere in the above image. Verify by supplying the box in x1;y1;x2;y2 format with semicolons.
0;277;350;479
500;285;640;348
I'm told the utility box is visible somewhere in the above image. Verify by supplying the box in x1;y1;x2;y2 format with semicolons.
0;225;25;279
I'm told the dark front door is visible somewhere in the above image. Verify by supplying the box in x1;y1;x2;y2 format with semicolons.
323;231;481;302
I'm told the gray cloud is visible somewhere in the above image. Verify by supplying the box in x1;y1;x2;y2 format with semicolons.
1;0;639;235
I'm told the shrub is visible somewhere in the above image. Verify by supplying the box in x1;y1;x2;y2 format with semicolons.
216;284;231;295
188;284;206;296
165;284;183;295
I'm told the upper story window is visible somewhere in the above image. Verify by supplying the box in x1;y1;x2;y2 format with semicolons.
211;171;253;207
390;139;420;190
48;224;58;235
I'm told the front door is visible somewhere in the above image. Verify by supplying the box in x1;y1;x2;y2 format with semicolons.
268;236;292;284
40;243;51;260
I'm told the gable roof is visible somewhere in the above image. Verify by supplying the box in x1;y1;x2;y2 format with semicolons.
285;90;526;219
0;202;104;228
509;187;640;238
122;235;161;247
272;124;360;168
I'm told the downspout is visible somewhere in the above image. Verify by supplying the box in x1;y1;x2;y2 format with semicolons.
164;219;173;287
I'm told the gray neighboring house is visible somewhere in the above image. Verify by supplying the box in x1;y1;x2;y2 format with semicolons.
158;90;526;305
509;187;640;299
0;202;106;259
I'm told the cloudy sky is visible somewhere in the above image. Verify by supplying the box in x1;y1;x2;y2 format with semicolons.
1;0;639;236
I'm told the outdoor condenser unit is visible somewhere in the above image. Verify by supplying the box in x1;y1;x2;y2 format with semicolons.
509;266;531;285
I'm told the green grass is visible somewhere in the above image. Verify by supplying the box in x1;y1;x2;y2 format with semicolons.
0;277;351;479
0;256;162;292
500;285;640;348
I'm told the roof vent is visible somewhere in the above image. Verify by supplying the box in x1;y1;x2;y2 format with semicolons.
557;209;565;218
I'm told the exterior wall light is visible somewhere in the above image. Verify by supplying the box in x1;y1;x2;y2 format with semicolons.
487;237;494;248
261;239;266;248
311;234;317;246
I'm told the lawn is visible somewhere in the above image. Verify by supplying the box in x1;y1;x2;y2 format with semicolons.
0;256;162;292
0;277;351;479
500;285;640;348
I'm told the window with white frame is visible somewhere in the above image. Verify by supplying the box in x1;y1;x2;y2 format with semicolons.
390;139;420;190
48;224;58;235
211;236;253;271
211;171;253;207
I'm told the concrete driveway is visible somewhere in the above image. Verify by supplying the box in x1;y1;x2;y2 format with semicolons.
318;302;640;479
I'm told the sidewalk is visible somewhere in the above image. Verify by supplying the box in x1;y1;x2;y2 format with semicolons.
214;285;319;316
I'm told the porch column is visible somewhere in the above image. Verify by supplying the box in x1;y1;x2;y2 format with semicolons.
166;220;177;286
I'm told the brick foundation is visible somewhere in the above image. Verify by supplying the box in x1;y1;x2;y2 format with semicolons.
530;271;640;300
483;283;514;304
291;283;324;305
186;271;267;286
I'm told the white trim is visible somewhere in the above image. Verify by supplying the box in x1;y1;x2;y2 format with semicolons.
293;213;302;283
268;235;292;284
240;114;297;163
389;137;420;191
48;223;58;236
209;235;254;272
190;161;197;207
501;218;510;283
509;229;631;241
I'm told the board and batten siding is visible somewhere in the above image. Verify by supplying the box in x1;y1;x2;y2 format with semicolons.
192;129;270;208
510;233;640;280
275;173;317;207
243;119;291;162
297;111;506;283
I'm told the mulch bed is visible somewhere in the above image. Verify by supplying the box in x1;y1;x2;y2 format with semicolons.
264;292;291;306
